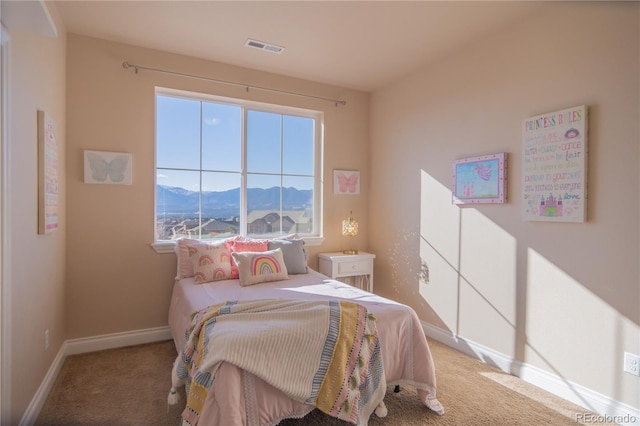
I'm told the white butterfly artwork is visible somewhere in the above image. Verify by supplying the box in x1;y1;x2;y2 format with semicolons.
84;150;132;185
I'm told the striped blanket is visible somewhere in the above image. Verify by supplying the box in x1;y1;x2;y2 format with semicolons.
170;299;386;426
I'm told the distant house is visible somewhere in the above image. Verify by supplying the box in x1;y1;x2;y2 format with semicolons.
247;210;312;236
203;219;239;235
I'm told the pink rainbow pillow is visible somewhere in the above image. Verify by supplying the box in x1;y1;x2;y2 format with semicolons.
175;236;243;279
187;242;233;284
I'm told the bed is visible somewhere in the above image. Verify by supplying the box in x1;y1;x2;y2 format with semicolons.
167;237;444;426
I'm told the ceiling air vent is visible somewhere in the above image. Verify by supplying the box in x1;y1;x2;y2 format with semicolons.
245;39;285;54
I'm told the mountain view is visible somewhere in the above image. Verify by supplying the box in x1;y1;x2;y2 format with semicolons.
156;185;312;218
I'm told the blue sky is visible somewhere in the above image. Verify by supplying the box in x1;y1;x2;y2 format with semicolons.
156;95;315;192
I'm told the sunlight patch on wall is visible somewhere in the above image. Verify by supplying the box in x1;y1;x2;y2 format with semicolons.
458;208;517;357
526;248;640;399
419;170;518;355
419;170;460;267
419;170;461;332
420;237;460;332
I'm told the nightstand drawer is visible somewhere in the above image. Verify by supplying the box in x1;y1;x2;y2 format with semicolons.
338;259;372;276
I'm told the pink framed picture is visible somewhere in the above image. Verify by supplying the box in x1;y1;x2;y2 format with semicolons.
333;170;360;195
452;153;507;204
37;110;59;234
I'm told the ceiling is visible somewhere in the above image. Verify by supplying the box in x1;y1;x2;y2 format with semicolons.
53;1;538;92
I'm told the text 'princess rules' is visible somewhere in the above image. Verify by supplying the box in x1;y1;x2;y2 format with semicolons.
524;108;584;133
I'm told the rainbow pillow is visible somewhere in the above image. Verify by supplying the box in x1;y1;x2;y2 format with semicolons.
231;248;289;287
187;242;233;284
176;236;243;279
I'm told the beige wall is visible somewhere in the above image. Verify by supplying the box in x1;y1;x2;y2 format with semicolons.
5;5;67;423
370;2;639;409
65;34;370;339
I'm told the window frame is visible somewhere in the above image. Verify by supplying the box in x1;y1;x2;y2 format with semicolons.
152;87;324;253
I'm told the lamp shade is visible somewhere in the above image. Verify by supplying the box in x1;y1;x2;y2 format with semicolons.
342;212;358;237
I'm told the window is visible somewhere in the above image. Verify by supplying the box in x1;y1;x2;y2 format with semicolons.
155;88;323;245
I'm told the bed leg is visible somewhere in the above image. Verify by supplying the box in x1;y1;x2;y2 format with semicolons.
394;385;400;393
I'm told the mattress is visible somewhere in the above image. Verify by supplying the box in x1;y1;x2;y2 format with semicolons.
168;269;442;425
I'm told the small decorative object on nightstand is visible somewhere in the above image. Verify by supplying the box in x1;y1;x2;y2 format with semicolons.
318;251;375;293
341;211;358;254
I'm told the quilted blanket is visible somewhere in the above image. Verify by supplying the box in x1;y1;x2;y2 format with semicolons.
169;299;387;426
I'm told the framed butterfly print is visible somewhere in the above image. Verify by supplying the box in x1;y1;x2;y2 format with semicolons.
452;152;506;204
84;150;133;185
333;170;360;195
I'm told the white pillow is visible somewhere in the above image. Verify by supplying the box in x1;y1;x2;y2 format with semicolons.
175;238;201;279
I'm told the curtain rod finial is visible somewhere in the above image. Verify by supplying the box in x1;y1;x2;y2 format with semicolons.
122;61;130;69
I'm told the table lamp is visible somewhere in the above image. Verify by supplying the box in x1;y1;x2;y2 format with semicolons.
342;211;358;254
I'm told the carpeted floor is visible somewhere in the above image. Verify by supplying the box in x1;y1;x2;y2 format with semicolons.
36;339;610;425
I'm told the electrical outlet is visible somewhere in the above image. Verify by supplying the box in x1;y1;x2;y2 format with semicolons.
44;329;50;351
624;352;640;376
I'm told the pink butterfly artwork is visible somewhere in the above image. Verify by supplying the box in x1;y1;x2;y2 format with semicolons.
334;171;360;194
475;164;492;181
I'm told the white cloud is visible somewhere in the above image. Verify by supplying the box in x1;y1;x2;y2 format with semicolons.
204;117;220;126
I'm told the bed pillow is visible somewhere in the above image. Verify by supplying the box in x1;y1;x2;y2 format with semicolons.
176;236;242;280
226;238;269;279
187;242;233;284
175;238;201;279
231;248;289;287
267;238;308;274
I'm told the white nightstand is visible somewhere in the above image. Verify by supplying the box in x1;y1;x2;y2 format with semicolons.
318;252;376;293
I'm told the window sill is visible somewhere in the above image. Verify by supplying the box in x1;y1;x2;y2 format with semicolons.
151;241;176;254
151;236;325;254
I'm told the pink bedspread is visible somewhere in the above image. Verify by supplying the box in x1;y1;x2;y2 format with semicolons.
168;270;443;426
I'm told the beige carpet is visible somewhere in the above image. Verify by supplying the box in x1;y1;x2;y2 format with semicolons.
36;339;610;426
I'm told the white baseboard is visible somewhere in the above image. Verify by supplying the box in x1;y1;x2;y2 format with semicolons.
422;320;516;373
20;326;172;426
64;326;172;356
422;322;640;426
18;345;66;426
